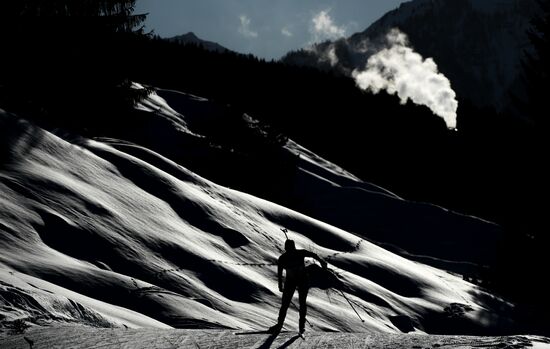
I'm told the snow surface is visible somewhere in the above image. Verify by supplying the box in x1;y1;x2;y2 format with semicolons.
0;89;528;336
2;326;550;349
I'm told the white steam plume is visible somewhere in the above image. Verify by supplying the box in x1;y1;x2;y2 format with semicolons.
353;29;458;129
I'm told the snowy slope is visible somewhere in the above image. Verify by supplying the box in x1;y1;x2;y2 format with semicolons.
0;90;522;335
150;88;503;274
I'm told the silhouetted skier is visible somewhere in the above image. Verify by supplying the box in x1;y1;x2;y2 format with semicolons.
269;240;327;334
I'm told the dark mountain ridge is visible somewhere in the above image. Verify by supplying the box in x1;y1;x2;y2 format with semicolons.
283;0;539;113
167;32;230;53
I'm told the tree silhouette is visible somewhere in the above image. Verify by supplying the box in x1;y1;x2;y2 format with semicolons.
521;0;550;131
0;0;147;131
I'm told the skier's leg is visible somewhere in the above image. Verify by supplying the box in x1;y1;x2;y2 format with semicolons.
276;281;296;327
298;282;309;332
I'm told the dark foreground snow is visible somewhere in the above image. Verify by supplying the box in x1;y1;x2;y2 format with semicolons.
1;325;550;349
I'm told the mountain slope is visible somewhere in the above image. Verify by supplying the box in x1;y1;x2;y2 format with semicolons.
283;0;539;111
0;89;526;335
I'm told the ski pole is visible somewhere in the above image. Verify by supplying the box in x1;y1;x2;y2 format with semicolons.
327;268;365;323
339;289;365;323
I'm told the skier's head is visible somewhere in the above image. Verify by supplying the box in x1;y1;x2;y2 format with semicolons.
285;239;296;251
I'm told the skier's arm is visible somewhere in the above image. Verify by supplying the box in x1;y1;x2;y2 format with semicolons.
305;251;327;269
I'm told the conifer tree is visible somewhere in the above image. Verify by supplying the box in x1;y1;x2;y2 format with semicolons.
521;0;549;130
0;0;148;130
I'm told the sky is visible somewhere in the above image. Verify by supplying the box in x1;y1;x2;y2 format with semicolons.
135;0;409;59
